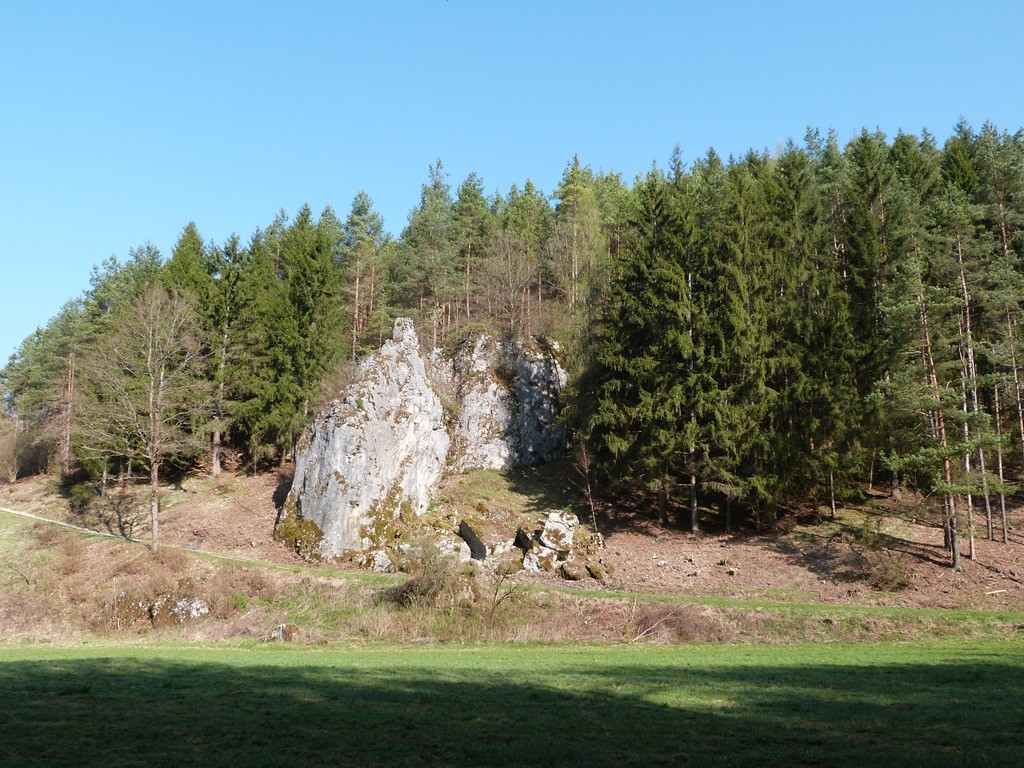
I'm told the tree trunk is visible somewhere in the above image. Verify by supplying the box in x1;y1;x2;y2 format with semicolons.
1007;314;1024;467
959;369;975;561
352;250;361;362
465;239;472;321
957;236;991;542
658;479;669;526
368;253;376;322
149;460;159;553
829;469;837;520
917;283;960;568
994;383;1010;544
60;348;76;475
211;428;222;478
689;472;699;534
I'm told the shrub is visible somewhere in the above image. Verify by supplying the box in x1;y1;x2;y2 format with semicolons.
629;602;736;643
380;542;463;609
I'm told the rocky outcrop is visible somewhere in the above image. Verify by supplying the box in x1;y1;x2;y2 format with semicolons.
283;318;449;559
441;336;514;470
284;319;567;563
447;335;566;471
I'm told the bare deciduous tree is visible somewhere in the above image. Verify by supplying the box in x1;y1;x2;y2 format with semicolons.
0;417;18;484
77;285;206;552
486;230;534;335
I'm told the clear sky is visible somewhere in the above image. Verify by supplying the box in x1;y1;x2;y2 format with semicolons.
2;0;1022;364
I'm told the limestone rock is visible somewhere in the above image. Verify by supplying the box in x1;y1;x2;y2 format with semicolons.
369;549;394;573
449;336;566;470
560;560;587;581
285;319;449;558
523;541;560;572
537;511;577;553
449;337;515;470
520;510;579;573
150;595;210;628
267;623;298;642
284;319;568;565
511;341;567;465
457;520;487;561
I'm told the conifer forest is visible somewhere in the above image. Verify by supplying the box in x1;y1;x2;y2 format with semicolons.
4;121;1024;569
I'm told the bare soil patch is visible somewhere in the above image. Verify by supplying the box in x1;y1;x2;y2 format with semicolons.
3;465;1024;619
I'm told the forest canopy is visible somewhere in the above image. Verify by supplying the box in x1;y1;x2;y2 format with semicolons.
3;121;1024;568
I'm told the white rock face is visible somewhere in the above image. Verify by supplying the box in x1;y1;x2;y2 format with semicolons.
450;336;567;470
511;343;568;465
286;319;449;558
286;320;567;562
537;511;577;553
449;337;515;470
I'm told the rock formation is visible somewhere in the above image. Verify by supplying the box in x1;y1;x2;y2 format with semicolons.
444;335;566;471
283;318;449;559
283;319;567;563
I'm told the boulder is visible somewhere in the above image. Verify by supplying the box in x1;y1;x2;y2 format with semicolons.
537;511;577;553
150;595;210;628
560;561;587;581
523;541;560;572
267;623;298;642
520;510;579;572
457;520;488;561
284;319;449;558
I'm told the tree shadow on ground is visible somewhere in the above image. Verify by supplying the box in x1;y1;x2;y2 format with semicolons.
505;459;584;517
766;518;952;587
0;648;1020;767
272;466;294;510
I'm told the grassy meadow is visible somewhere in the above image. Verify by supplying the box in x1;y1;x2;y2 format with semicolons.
1;640;1022;767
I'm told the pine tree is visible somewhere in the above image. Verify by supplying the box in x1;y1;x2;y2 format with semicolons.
550;157;605;312
341;191;387;359
583;170;698;526
396;161;457;345
163;222;211;303
452;172;492;326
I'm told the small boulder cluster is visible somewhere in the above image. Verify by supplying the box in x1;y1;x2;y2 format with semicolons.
513;510;607;582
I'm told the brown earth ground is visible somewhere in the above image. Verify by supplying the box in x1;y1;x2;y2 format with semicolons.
3;461;1022;613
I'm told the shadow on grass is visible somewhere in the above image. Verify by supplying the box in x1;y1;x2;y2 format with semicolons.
504;460;582;517
1;648;1021;767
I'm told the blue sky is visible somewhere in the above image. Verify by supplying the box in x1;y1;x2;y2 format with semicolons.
2;0;1022;364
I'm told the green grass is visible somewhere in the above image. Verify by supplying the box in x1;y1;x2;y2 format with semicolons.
1;641;1021;767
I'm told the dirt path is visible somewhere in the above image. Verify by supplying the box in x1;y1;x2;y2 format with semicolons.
0;504;305;572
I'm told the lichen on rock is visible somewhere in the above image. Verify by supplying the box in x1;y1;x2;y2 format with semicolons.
448;334;567;471
284;318;449;559
284;319;568;565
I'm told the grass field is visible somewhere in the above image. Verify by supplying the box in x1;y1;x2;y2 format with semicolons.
1;641;1021;767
